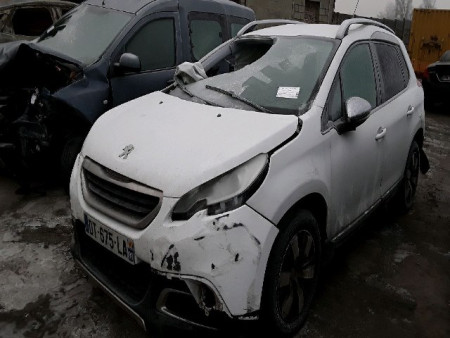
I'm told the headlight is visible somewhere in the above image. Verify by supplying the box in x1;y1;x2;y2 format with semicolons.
172;154;269;220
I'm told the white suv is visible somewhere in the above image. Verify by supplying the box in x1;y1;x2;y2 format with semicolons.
70;19;429;336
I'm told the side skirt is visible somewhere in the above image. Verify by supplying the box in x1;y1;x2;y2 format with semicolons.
329;179;402;247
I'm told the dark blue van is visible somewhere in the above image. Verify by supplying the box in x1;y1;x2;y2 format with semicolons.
0;0;255;179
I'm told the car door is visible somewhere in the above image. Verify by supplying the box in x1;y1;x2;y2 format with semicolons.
371;41;419;195
324;43;384;230
110;12;182;107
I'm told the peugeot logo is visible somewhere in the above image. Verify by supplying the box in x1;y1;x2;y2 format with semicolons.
119;145;134;159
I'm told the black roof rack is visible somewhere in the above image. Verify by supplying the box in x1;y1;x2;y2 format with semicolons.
336;18;395;40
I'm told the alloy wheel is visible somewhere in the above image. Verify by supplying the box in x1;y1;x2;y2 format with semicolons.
276;230;317;323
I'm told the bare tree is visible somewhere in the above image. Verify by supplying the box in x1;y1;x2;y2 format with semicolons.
395;0;413;19
378;2;397;19
378;0;413;20
420;0;436;9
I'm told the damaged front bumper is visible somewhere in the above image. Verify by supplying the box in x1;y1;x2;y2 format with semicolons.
70;155;279;331
0;92;54;173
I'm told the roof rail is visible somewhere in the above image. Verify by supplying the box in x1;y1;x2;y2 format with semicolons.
336;18;395;40
236;19;302;38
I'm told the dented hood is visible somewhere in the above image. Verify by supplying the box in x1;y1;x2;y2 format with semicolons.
82;92;298;197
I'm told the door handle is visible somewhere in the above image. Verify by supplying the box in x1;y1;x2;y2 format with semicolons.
406;105;415;117
375;127;387;141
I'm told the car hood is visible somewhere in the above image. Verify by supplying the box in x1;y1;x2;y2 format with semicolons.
82;92;299;197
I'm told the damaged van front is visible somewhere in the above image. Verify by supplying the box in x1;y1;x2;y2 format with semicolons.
0;3;132;178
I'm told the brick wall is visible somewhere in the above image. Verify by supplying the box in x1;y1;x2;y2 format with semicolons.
231;0;335;23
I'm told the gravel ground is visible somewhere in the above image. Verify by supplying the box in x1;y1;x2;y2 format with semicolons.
0;111;448;338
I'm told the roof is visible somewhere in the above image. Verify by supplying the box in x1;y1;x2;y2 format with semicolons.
248;22;394;40
249;24;341;39
85;0;254;15
85;0;157;13
0;0;75;9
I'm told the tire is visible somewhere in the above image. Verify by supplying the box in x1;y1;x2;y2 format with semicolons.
394;141;420;212
261;210;321;336
60;136;84;183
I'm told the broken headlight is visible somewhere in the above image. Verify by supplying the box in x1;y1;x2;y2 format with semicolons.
172;154;269;220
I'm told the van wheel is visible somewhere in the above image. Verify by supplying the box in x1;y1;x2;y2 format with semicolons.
394;141;420;212
60;135;84;183
261;210;321;336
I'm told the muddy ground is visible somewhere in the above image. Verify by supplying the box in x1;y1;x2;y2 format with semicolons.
0;111;448;338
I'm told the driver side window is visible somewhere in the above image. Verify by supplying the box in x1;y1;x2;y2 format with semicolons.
125;18;175;72
327;43;377;123
341;44;377;109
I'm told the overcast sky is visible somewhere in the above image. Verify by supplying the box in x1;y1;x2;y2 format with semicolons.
335;0;450;17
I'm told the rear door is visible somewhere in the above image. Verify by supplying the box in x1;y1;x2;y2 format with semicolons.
110;12;181;106
371;41;418;195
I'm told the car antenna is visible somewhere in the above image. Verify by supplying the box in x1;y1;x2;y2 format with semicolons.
353;0;361;17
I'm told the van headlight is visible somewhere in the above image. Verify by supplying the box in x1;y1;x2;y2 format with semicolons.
172;154;269;220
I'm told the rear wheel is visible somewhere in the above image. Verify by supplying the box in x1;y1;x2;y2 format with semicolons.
261;210;321;336
394;141;420;212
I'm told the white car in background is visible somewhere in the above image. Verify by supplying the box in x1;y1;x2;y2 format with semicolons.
70;18;429;336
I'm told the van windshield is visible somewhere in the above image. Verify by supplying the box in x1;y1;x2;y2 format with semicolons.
37;5;131;65
184;37;336;115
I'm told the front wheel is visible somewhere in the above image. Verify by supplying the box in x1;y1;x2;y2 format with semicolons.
60;135;85;183
261;210;321;336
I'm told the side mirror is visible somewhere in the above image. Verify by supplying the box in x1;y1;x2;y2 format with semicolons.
115;53;141;73
346;97;371;125
337;97;372;134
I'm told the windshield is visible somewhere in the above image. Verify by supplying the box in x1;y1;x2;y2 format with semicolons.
37;5;131;65
183;37;336;115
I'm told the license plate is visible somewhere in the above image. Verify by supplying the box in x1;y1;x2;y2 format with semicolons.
84;214;137;265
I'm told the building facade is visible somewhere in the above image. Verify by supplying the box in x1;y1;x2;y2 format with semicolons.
232;0;335;23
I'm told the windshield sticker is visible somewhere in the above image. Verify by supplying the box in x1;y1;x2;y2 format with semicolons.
276;87;300;99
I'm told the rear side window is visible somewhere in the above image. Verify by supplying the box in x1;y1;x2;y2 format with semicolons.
12;7;53;36
341;44;377;109
231;22;244;37
126;19;175;71
374;43;409;103
230;15;250;38
189;13;225;61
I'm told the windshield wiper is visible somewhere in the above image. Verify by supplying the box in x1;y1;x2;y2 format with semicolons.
39;24;66;41
205;84;274;114
174;78;222;108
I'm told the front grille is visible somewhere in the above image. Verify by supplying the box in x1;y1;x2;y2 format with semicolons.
82;158;162;229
